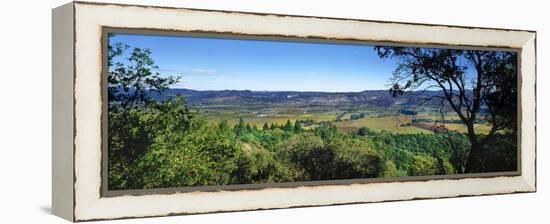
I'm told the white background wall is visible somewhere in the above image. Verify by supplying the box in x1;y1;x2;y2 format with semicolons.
0;0;547;223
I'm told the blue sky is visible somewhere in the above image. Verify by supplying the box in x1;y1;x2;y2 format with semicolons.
110;33;400;92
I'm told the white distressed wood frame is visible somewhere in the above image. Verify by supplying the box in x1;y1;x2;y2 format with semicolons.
52;1;536;221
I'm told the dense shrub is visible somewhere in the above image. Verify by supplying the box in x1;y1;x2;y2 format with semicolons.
108;98;516;190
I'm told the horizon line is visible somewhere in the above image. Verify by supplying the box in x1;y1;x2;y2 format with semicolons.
164;87;449;93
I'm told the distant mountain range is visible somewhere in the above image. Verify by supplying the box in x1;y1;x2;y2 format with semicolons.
148;88;451;108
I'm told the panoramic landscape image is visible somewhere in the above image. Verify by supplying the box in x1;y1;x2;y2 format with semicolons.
106;32;518;190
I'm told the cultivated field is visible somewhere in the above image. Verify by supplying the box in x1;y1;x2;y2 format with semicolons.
199;105;492;135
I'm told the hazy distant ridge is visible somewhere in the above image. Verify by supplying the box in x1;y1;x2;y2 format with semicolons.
148;88;452;107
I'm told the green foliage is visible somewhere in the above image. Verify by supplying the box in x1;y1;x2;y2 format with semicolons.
314;122;339;141
476;134;518;172
234;118;245;135
108;39;517;190
279;133;330;180
283;119;293;132
108;47;179;109
294;120;303;133
330;137;382;179
278;133;382;181
107;38;185;189
382;161;401;177
374;46;518;173
136;115;242;188
109;96;198;189
356;127;374;136
350;113;367;120
109;100;517;190
231;142;300;184
408;155;438;176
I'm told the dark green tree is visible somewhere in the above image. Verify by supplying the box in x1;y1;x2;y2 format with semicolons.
262;122;270;130
234;118;245;135
108;42;179;110
374;46;517;173
107;36;187;189
218;120;230;131
283;119;293;132
356;127;372;136
294;120;303;133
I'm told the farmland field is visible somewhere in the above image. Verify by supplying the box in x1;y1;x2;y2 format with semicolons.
334;115;431;134
106;31;518;191
196;103;491;135
203;111;339;127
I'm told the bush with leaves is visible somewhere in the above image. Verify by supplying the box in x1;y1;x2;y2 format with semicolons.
279;133;382;181
231;142;300;184
408;155;438;176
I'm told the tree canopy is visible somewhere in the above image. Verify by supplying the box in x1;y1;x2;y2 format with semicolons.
105;37;518;190
374;46;517;172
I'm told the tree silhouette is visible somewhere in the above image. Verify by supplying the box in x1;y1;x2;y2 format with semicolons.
374;46;517;173
108;36;179;110
107;36;186;189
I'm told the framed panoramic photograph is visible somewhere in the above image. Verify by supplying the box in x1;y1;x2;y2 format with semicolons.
52;1;536;222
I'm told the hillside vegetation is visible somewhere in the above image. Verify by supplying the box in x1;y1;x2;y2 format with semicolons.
108;96;517;190
107;39;518;190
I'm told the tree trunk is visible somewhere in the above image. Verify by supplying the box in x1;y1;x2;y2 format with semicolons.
464;143;480;173
464;123;481;173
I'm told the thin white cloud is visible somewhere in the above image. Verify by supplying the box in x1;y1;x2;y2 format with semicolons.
191;68;217;74
154;67;230;77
